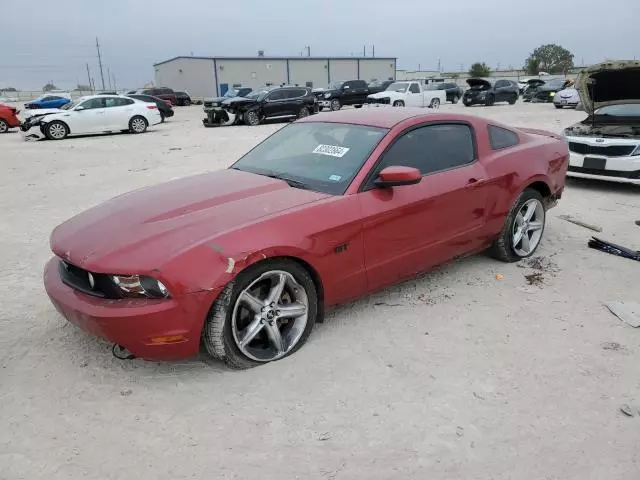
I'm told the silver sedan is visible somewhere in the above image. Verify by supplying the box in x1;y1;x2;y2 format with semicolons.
554;87;580;108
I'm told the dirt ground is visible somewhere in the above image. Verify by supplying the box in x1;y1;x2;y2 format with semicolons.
1;102;639;480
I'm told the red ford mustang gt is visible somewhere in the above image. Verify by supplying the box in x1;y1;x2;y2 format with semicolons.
44;108;569;368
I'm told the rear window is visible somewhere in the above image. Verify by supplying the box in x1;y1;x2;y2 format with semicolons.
488;125;519;150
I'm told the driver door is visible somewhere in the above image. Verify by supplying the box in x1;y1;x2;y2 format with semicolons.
357;122;490;292
263;89;291;118
67;97;107;134
405;82;423;107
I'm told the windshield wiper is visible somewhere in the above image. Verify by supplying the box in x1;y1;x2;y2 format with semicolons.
265;173;310;190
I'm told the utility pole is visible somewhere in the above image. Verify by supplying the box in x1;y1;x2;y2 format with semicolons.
372;45;375;57
112;72;117;91
96;37;106;91
107;68;112;90
306;46;311;57
363;45;366;57
85;63;92;92
437;58;441;72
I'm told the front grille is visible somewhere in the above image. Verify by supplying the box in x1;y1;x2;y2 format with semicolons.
367;97;390;105
58;260;121;298
568;166;640;179
568;142;636;157
203;101;213;108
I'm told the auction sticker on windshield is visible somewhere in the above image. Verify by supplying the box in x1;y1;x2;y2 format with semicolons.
313;144;350;158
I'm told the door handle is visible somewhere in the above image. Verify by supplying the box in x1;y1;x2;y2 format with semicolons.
467;177;485;185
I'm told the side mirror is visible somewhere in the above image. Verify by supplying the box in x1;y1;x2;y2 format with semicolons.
374;166;421;188
75;105;85;111
343;85;350;90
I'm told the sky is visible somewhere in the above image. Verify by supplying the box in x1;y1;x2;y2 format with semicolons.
1;0;638;91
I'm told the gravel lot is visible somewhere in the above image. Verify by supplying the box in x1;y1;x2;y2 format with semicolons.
1;102;639;480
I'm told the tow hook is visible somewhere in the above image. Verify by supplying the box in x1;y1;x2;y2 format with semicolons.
112;344;136;360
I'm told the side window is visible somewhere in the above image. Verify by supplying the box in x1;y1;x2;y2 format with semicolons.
488;125;519;150
79;98;106;109
495;80;508;88
105;97;134;107
266;89;285;101
409;83;420;94
353;80;367;89
373;124;476;178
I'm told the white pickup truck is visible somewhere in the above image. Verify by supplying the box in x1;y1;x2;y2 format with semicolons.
366;81;447;108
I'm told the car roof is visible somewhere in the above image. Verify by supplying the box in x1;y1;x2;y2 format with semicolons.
297;108;481;129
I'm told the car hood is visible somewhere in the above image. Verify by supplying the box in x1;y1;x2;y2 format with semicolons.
222;97;257;106
575;60;640;114
556;87;579;98
466;78;491;89
22;108;64;119
50;169;331;272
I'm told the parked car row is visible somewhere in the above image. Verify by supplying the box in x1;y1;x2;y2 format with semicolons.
126;87;192;106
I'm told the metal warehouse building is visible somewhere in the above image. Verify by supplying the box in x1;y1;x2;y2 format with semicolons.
153;56;397;98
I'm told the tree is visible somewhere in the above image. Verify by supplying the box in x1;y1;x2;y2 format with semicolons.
468;62;491;78
524;44;574;74
0;87;17;92
42;83;58;92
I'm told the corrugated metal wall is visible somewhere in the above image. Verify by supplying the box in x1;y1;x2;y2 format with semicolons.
154;58;216;98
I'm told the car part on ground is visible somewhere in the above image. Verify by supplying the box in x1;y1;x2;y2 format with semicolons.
588;237;640;262
0;103;21;133
20;95;161;140
564;60;640;185
463;78;519;106
203;86;317;127
43;108;568;366
366;81;446;108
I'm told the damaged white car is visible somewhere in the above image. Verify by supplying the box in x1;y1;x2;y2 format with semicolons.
365;81;446;108
20;95;162;140
564;60;640;185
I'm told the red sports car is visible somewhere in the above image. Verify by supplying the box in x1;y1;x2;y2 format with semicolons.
0;103;21;133
44;108;569;368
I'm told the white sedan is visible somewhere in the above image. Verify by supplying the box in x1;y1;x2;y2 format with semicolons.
20;95;162;140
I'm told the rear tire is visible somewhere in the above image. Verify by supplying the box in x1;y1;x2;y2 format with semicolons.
0;119;8;133
508;94;517;105
160;112;165;123
129;116;148;134
45;121;69;140
451;95;459;104
489;188;546;263
202;259;318;369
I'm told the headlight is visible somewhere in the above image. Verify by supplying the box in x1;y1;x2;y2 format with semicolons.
550;92;555;97
111;275;170;298
324;93;331;99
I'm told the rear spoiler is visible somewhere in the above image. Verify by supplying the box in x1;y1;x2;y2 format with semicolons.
518;127;563;141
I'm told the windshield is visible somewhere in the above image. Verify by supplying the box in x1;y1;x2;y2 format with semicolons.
231;122;388;195
223;89;239;98
386;82;409;92
245;89;271;100
595;104;640;116
546;79;566;88
328;82;343;89
60;100;78;110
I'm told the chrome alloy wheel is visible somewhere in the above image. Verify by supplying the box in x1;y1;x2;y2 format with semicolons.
48;123;66;139
131;117;146;133
512;198;545;257
231;270;309;362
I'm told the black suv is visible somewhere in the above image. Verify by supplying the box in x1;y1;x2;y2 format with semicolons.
463;78;519;106
204;86;317;127
367;80;394;95
318;80;370;111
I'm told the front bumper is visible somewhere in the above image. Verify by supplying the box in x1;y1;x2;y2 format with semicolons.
20;120;46;140
43;257;216;360
567;152;640;185
463;95;485;105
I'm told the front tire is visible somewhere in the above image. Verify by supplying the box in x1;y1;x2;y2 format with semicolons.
244;109;261;126
508;94;517;105
393;100;405;107
45;121;69;140
429;98;441;109
489;189;546;262
451;95;459;104
297;106;310;119
330;99;341;111
203;259;318;369
485;95;495;106
129;116;148;134
0;119;8;133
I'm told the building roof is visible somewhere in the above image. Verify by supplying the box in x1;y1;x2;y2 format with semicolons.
154;55;396;67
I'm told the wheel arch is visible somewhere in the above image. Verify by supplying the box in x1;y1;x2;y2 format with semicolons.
44;118;71;134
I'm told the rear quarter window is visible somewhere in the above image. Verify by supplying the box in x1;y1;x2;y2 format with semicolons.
488;125;519;150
